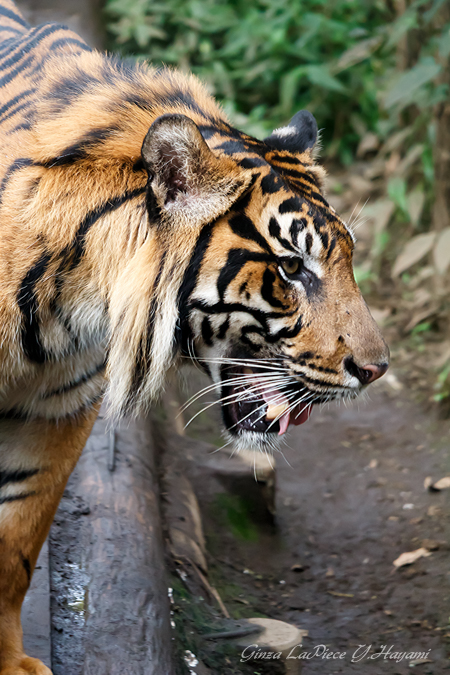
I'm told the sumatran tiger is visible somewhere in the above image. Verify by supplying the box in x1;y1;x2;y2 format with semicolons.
0;1;389;672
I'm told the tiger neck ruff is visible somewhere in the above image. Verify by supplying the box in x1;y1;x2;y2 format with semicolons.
0;2;388;674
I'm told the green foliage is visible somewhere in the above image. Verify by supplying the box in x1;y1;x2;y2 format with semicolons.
434;361;450;402
213;493;258;541
104;0;392;158
105;0;449;178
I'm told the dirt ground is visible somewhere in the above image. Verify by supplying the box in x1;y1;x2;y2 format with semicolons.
171;358;450;675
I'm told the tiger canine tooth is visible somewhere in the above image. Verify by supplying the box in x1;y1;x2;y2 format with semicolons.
242;367;253;374
266;402;290;420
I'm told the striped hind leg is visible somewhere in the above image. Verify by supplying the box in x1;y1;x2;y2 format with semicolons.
0;406;99;675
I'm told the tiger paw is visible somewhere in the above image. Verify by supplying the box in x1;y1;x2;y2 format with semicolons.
0;656;52;675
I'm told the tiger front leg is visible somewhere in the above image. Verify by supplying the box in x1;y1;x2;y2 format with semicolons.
0;409;99;675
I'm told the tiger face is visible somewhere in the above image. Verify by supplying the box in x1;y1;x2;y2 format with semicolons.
141;110;389;447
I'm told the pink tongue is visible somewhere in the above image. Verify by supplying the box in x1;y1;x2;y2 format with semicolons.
291;403;312;427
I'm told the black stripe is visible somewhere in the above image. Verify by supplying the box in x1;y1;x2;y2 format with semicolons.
268;217;296;253
294;372;339;388
0;35;20;57
229;213;272;254
17;251;51;363
292;351;314;361
261;268;287;309
217;316;230;339
0;54;34;88
0;88;35;121
0;6;28;28
66;187;146;270
176;223;216;354
201;316;214;346
269;154;303;165
319;230;329;251
216;249;271;301
307;362;337;374
198;124;219;140
0;24;67;71
313;215;329;251
0;98;32;125
260;172;284;195
0;157;34;199
46;71;102;114
47;189;146;355
49;37;91;53
281;166;318;189
0;492;35;505
216;140;246;155
279;196;303;214
237;156;266;169
268;313;303;341
0;468;38;489
0;27;21;37
42;361;106;399
128;251;167;405
22;556;31;583
190;299;296;337
7;119;34;134
290;218;307;248
157;88;215;122
305;232;313;255
0;407;26;420
44;125;122;167
326;237;336;261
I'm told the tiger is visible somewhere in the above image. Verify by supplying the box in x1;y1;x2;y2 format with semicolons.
0;1;389;673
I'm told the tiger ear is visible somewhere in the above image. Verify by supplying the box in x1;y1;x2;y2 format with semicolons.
142;114;250;226
264;110;318;155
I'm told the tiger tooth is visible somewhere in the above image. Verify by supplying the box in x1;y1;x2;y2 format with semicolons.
266;402;290;420
243;367;253;374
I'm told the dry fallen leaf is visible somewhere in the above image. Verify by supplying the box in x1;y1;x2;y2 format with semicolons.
409;658;433;666
433;227;450;275
424;476;433;489
326;567;335;578
392;232;436;277
431;476;450;491
393;548;432;568
327;591;354;598
385;372;403;391
427;505;442;517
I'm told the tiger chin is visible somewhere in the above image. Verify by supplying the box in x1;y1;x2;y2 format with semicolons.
0;1;389;673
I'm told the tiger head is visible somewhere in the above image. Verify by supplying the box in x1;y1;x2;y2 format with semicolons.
111;106;388;448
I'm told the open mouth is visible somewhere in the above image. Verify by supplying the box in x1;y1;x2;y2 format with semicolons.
221;364;313;436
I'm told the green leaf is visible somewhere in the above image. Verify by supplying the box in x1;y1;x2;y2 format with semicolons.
304;65;346;93
438;27;450;59
388;177;408;214
334;36;382;73
384;58;442;109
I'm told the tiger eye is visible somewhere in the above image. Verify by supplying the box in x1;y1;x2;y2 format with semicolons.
281;258;301;276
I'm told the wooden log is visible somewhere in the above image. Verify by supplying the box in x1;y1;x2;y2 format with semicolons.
21;541;51;669
77;414;175;675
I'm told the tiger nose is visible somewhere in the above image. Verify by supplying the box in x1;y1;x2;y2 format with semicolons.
344;358;389;385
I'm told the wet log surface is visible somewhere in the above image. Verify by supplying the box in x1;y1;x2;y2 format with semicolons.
49;414;175;675
22;541;51;669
